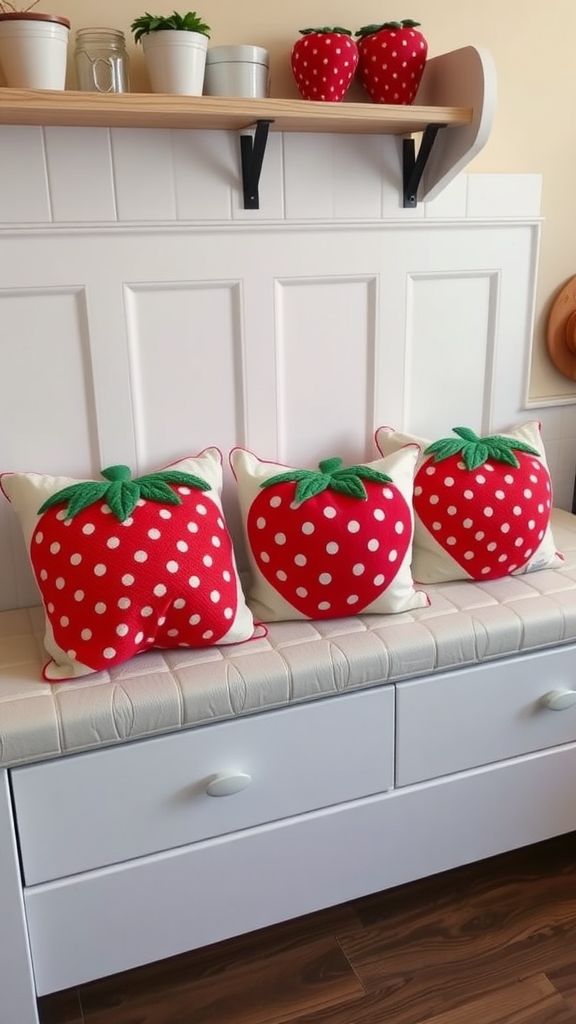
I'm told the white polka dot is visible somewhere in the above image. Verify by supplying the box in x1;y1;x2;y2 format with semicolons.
187;522;199;534
374;574;385;586
367;539;379;552
318;601;331;611
154;583;167;597
270;496;282;508
95;602;106;614
202;630;214;641
224;607;234;620
523;489;533;499
210;590;221;603
203;554;213;567
432;522;442;531
463;490;474;500
94;563;107;576
122;573;135;586
495;490;505;500
166;560;179;574
475;531;485;541
40;569;48;581
373;509;386;521
395;521;405;535
177;540;189;553
189;576;200;588
388;549;398;563
429;495;439;505
103;647;116;660
256;517;266;529
148;528;161;540
302;522;315;535
353;563;365;576
118;597;131;610
463;519;473;529
50;542;60;554
74;589;84;602
167;628;179;638
107;537;120;549
196;504;208;516
447;537;457;546
189;614;201;625
323;507;337;519
513;506;522;516
55;577;65;590
326;543;339;555
134;631;144;644
47;602;54;613
347;595;359;605
81;628;92;641
295;554;307;566
67;649;76;658
134;550;148;563
504;474;514;484
276;570;288;582
347;520;360;534
260;552;270;563
319;573;332;585
296;587;308;598
82;523;95;535
116;624;129;637
159;509;172;520
501;523;511;534
177;486;191;495
121;517;133;527
35;532;44;544
464;551;474;561
274;533;287;546
443;477;455;487
141;606;153;617
60;615;69;627
483;507;494;518
383;488;395;500
475;474;486;484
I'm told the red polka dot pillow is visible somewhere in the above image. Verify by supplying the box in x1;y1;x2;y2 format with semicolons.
376;421;563;584
1;449;255;681
230;446;427;622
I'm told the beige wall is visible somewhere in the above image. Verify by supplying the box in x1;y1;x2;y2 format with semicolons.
48;0;576;401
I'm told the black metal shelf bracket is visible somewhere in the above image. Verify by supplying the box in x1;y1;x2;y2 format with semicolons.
240;119;274;210
402;123;447;208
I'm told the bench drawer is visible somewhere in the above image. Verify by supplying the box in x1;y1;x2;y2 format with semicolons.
12;686;394;884
396;646;576;786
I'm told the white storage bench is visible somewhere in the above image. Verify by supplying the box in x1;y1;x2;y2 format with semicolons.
3;507;576;1024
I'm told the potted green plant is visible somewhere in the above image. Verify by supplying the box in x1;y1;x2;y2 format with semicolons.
131;9;210;95
0;0;70;89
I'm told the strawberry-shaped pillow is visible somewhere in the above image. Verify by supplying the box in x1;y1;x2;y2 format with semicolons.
1;449;255;681
230;446;427;622
376;422;563;584
290;27;359;102
355;19;427;105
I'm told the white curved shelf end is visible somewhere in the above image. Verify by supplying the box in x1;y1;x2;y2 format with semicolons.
415;44;497;202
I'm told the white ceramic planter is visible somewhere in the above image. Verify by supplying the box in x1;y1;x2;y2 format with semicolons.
204;45;269;98
0;13;70;89
142;29;208;95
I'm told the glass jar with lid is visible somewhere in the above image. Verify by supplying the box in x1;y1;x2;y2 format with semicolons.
74;27;130;93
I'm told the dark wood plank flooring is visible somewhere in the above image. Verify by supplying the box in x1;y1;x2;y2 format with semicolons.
39;832;576;1024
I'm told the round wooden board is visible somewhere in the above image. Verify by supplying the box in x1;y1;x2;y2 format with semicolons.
547;274;576;380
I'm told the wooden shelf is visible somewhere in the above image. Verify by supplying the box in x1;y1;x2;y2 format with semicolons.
0;88;472;136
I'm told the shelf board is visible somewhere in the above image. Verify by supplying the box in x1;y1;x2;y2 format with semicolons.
0;89;472;135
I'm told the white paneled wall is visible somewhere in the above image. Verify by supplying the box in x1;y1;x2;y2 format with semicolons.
0;123;573;611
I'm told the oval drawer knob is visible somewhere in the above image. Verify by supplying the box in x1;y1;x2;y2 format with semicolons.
205;772;252;798
541;689;576;711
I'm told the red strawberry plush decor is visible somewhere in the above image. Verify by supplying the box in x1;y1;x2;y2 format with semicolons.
355;19;427;105
230;446;427;622
376;422;563;584
290;27;359;102
1;449;255;681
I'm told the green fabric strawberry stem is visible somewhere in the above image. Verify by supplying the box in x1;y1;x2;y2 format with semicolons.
356;20;421;36
299;27;353;36
38;465;210;522
424;427;540;471
261;457;392;504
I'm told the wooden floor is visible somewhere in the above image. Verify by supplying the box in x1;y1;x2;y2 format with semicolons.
39;831;576;1024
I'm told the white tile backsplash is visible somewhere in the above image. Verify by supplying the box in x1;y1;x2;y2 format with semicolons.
44;127;116;222
0;126;50;223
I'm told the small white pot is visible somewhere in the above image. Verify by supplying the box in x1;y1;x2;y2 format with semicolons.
204;45;269;98
0;13;70;90
142;29;208;95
